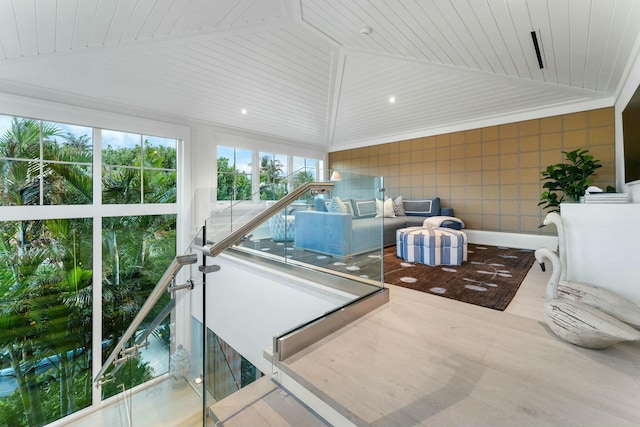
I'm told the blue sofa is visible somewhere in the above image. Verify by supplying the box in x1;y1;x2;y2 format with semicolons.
294;197;463;258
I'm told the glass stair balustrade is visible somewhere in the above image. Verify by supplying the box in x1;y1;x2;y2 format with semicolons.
91;172;392;426
93;181;334;391
94;252;199;386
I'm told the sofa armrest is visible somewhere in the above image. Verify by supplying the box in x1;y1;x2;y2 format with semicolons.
441;207;454;216
294;211;353;257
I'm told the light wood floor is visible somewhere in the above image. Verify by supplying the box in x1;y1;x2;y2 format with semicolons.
62;378;203;427
277;265;640;426
65;263;640;426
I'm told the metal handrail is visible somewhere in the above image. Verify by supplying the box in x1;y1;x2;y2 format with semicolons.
93;181;334;385
94;253;197;385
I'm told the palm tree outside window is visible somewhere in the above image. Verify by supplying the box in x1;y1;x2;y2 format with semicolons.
259;152;287;200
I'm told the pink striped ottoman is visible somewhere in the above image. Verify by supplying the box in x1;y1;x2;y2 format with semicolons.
396;227;468;266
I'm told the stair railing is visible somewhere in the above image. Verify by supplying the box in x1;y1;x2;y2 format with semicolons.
200;181;334;258
94;253;198;385
93;181;334;386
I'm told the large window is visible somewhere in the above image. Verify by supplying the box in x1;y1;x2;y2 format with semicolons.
101;214;177;400
102;131;177;204
216;147;322;202
259;152;288;200
293;156;318;185
217;146;252;201
0;113;180;426
0;116;93;206
0;218;93;427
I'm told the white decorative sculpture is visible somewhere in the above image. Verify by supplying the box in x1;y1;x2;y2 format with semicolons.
542;212;567;280
543;213;640;328
535;248;640;349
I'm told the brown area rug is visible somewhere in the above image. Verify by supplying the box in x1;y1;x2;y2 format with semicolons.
384;244;536;311
236;239;535;311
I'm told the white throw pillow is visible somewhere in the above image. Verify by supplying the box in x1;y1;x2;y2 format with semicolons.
376;198;396;218
328;196;348;213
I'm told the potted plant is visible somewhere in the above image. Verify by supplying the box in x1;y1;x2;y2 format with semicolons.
539;148;603;213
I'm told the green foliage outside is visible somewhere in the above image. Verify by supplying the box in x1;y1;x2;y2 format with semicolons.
259;155;286;200
0;217;93;427
293;170;314;200
100;214;176;401
0;118;93;206
217;157;252;201
216;154;316;202
0;118;178;426
102;138;177;204
293;170;314;186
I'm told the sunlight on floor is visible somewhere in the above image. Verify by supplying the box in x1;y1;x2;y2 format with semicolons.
63;378;203;427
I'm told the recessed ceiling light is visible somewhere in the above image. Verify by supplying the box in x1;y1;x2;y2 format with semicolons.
389;96;396;104
241;108;247;115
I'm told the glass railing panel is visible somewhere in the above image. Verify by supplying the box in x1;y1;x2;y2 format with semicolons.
89;170;386;425
97;213;208;426
188;318;265;424
100;214;177;400
90;229;204;426
99;300;173;401
95;338;203;426
206;167;317;244
206;199;264;244
329;171;386;285
199;171;386;385
229;171;386;290
188;316;211;427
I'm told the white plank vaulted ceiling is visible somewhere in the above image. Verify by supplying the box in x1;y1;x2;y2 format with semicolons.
0;0;639;149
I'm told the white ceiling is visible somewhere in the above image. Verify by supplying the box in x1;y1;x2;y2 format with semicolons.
0;0;638;150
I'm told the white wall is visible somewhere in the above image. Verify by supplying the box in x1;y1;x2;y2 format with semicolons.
190;254;352;374
0;91;190;141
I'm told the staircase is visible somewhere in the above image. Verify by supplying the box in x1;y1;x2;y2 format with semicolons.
91;180;389;426
208;376;329;427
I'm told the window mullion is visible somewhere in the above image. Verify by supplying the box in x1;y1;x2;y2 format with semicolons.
252;150;260;202
91;128;103;407
140;134;144;204
39;120;44;205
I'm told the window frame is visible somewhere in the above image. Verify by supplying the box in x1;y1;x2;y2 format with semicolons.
0;111;183;425
215;146;323;204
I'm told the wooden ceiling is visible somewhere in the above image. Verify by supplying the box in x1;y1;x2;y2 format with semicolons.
0;0;638;149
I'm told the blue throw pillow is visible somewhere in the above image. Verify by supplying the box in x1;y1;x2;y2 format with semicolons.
314;196;328;212
350;198;377;218
403;198;441;217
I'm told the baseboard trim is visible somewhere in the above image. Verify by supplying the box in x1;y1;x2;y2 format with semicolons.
464;230;558;250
